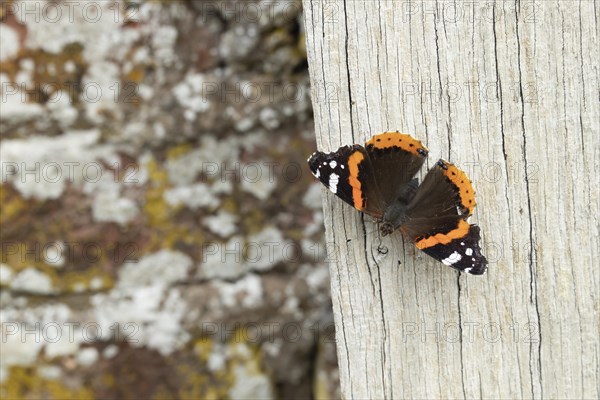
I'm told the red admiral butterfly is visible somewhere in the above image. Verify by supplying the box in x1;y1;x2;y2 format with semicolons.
308;131;487;275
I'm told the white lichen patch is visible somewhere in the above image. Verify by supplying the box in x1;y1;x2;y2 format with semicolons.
151;25;178;66
72;282;87;293
228;343;274;400
19;1;118;55
0;303;74;379
164;183;220;210
46;90;78;129
211;179;233;195
203;210;238;238
133;153;152;187
91;194;138;225
91;286;189;356
261;339;283;358
0;73;45;126
259;107;280;130
229;364;274;400
200;227;290;280
219;24;260;61
10;267;55;295
282;296;300;315
14;0;149;125
214;274;264;309
206;342;227;372
43;242;65;268
76;347;99;367
44;331;82;359
16;59;33;86
117;250;192;289
86;172;140;226
0;302;72;326
240;162;277;201
165;148;206;186
302;264;330;293
200;236;246;280
197;135;242;174
82;61;121;124
0;329;44;369
0;130;118;200
0;24;19;62
235;117;255;132
246;226;290;272
103;344;119;359
89;277;104;291
37;365;62;381
173;73;210;120
0;264;14;285
164;136;246;216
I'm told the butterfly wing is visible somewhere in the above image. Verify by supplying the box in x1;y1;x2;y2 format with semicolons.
363;132;428;205
401;159;487;275
308;144;385;219
418;223;487;275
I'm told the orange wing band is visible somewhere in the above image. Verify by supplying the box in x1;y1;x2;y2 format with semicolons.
347;151;365;210
415;220;470;249
365;131;428;155
439;160;476;214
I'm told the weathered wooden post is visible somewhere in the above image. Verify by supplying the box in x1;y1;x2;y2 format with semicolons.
303;0;599;398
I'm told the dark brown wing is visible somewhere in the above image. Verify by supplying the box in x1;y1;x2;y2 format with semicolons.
363;132;428;205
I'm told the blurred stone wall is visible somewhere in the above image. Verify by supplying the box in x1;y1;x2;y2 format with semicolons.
0;1;340;398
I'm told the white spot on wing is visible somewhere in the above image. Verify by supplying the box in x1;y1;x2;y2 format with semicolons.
465;248;473;256
315;169;320;178
442;251;462;266
464;267;473;273
328;173;339;194
329;160;337;169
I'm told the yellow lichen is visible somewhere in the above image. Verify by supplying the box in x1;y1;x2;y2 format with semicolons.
173;338;231;399
0;185;28;225
125;67;145;84
142;156;206;249
220;198;238;214
143;157;174;235
0;366;94;400
242;209;266;235
193;337;213;363
166;144;193;160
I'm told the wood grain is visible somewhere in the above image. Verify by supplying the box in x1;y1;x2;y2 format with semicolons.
303;0;599;398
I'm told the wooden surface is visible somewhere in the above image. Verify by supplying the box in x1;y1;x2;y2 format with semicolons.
302;1;599;398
